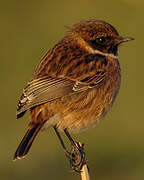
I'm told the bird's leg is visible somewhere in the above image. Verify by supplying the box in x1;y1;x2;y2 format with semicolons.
64;129;86;172
53;126;72;160
54;126;87;172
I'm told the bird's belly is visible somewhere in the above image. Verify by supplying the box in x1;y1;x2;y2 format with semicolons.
42;109;102;134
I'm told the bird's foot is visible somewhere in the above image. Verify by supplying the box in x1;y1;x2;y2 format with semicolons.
65;142;86;172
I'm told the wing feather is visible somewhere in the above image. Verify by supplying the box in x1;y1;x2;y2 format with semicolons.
17;77;76;117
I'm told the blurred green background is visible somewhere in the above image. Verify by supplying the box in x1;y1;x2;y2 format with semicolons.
0;0;144;179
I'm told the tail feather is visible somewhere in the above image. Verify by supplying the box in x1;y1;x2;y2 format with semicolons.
13;124;43;161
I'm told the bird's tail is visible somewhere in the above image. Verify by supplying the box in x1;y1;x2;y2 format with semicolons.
13;123;43;161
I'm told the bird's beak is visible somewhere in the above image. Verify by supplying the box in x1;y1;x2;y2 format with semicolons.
118;36;134;44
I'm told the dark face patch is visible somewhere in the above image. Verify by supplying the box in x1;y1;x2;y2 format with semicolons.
108;45;118;55
88;36;118;55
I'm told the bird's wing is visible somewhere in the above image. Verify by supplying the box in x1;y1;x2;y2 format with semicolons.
17;76;90;118
17;77;74;118
17;70;105;119
77;71;105;88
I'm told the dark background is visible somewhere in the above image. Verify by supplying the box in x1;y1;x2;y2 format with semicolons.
1;0;144;179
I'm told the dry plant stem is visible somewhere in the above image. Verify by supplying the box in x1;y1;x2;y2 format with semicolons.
81;164;90;180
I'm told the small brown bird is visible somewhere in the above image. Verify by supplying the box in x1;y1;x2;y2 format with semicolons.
13;20;133;169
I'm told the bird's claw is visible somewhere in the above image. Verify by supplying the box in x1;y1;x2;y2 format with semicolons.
65;142;86;172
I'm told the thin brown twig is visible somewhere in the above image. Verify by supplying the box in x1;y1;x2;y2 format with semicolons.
80;163;90;180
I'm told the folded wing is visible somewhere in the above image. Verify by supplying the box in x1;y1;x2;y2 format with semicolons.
17;73;105;118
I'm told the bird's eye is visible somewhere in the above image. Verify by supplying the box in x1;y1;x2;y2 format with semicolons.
89;36;110;50
97;37;106;44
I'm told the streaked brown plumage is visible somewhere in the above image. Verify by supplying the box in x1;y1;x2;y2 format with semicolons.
13;20;133;162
